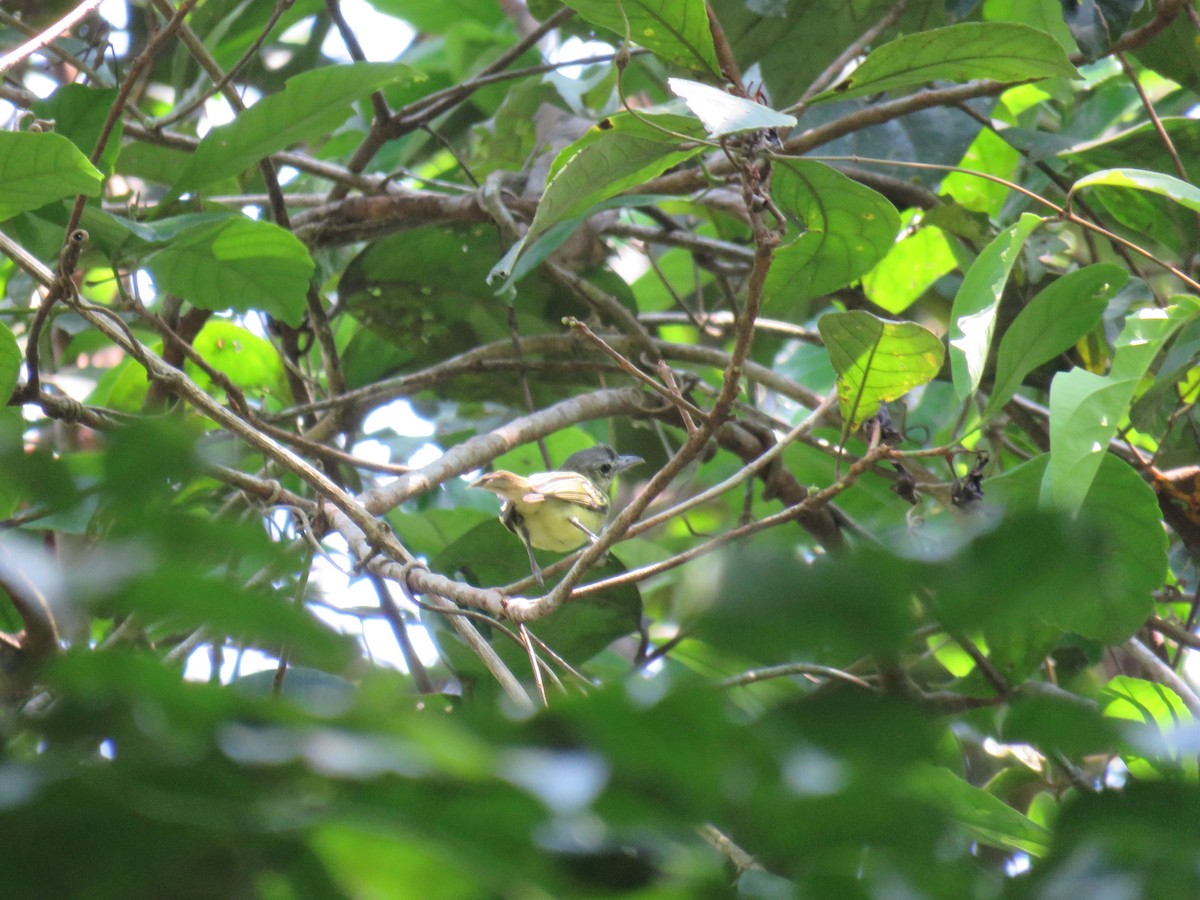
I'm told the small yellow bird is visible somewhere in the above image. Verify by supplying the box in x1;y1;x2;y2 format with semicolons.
470;445;643;586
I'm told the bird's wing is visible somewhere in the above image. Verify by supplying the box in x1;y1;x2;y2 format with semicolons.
524;471;608;511
469;471;532;503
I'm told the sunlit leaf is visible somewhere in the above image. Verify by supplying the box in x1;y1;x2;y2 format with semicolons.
1102;675;1199;781
818;311;944;428
862;223;956;314
949;212;1043;398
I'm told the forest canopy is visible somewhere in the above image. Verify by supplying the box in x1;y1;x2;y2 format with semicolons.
2;0;1200;896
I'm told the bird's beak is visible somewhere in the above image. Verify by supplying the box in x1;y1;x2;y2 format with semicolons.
615;454;643;472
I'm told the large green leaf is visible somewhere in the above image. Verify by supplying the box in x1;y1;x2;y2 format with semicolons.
949;212;1044;399
1130;2;1200;94
347;225;579;385
814;22;1078;102
763;160;901;313
0;131;102;220
1061;456;1167;643
144;216;314;325
991;452;1167;645
559;0;721;79
983;264;1128;420
188;320;289;403
1044;298;1200;513
818;311;944;428
170;62;423;198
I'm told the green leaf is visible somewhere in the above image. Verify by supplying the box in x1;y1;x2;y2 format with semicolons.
348;225;567;380
1003;689;1121;759
170;62;423;198
905;764;1051;856
990;453;1166;646
983;264;1128;420
714;0;949;104
814;22;1078;102
493;112;704;280
560;0;721;79
0;131;102;220
1061;119;1200;191
1102;675;1198;781
1044;298;1200;513
1060;455;1166;644
31;85;123;175
1069;167;1200;217
144;216;314;326
1131;5;1200;94
667;78;796;136
0;321;19;405
862;223;956;314
818;311;944;428
949;212;1043;399
763;160;901;313
188;320;288;402
497;194;675;291
983;0;1077;52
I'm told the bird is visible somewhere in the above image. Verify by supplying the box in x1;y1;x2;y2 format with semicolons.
470;444;643;587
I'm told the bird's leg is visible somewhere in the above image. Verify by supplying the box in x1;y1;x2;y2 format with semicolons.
568;517;601;544
517;528;545;588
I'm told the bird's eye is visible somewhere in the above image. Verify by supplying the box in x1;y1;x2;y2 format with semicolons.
600;463;614;475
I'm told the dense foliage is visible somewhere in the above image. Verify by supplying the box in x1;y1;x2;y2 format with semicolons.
3;0;1200;896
